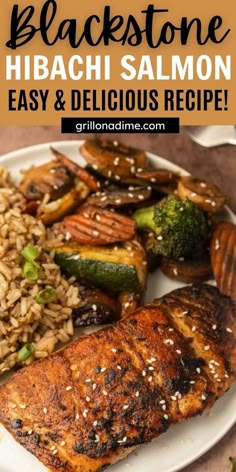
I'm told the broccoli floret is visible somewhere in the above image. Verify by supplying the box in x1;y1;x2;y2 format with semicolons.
133;195;209;260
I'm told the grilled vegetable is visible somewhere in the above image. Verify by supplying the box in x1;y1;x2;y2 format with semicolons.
51;147;100;192
134;195;209;260
160;254;212;283
54;240;147;293
61;206;136;245
118;291;141;318
178;176;226;213
134;168;179;185
229;458;236;472
22;201;39;216
210;221;236;299
19;161;73;201
72;287;120;327
87;186;152;208
38;181;90;225
141;231;161;272
80;139;147;183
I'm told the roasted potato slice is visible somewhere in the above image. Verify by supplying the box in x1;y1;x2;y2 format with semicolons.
87;186;152;208
210;221;236;299
178;176;226;213
38;181;90;225
51;147;100;192
160;254;212;283
61;206;136;245
80;139;147;183
19;161;73;201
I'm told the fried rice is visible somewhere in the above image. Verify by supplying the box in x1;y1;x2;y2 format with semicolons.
0;166;80;374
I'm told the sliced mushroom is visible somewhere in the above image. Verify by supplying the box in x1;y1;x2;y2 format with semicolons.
87;186;152;208
38;181;90;225
73;287;120;327
178;176;226;213
51;147;100;192
134;168;179;185
19;161;74;201
61;206;136;245
210;221;236;299
160;254;212;283
80;139;147;183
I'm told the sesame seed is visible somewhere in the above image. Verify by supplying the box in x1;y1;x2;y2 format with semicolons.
123;405;129;410
164;414;169;420
92;304;97;312
192;326;197;332
28;430;33;435
202;395;207;401
176;349;182;354
52;449;58;455
138;195;145;200
108;170;112;177
117;365;122;370
171;396;177;401
128;193;134;198
43;407;47;414
20;404;26;409
196;368;201;374
85;378;91;383
92;164;98;170
86;396;91;402
148;376;153;382
92;383;97;391
75;413;80;420
205;199;212;203
179;257;185;261
123;436;127;443
10;403;17;409
215;239;220;250
51;445;56;451
169;328;174;332
225;373;229;379
173;268;178;276
111;348;117;353
180;207;184;212
211;201;216;207
212;324;217;330
61;441;66;446
159;400;166;405
157;235;163;241
101;196;107;202
164;339;174;345
66;386;72;391
115;199;122;204
93;420;98;427
226;327;233;333
214;374;219;379
182;311;189;315
204;345;210;351
82;410;88;418
103;390;108;396
162;404;167;411
135;391;140;397
190;380;195;385
130;166;136;174
101;367;106;373
115;175;121;181
200;182;207;188
142;370;146;377
124;302;130;309
113;140;118;146
70;364;77;371
95;214;101;221
93;231;99;237
148;366;154;371
151;357;157;362
216;379;222;383
95;434;100;442
151;178;157;183
65;232;71;241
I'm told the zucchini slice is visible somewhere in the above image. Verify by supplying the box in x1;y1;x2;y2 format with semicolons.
54;240;147;294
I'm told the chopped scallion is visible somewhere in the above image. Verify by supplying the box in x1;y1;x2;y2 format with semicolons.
23;261;39;281
17;343;34;362
35;287;56;305
21;244;39;263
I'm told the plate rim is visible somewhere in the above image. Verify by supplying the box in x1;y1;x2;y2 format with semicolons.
0;139;235;472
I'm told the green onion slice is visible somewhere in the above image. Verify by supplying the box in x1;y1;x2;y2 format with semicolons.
35;287;56;305
23;261;39;281
21;244;39;263
17;343;34;362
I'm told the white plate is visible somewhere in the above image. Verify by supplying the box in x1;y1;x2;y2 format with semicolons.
0;141;235;472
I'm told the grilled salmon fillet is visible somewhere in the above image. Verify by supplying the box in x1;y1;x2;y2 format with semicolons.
0;285;235;472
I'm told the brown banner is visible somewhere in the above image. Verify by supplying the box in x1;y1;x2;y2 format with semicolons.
0;0;235;125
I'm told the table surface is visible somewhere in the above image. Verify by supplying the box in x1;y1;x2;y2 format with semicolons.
0;126;235;472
